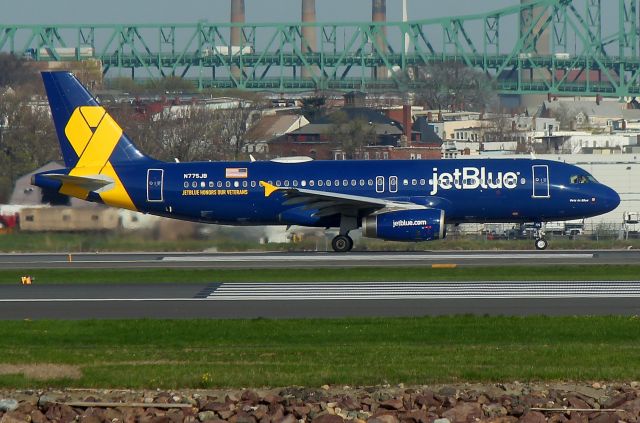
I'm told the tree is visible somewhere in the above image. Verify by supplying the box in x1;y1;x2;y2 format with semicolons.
0;89;58;202
0;53;39;89
300;96;327;121
329;111;377;159
412;62;497;112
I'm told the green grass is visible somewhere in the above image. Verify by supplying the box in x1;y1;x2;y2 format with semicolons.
0;316;639;388
2;265;640;285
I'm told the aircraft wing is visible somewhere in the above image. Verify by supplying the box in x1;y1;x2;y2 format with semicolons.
260;181;425;218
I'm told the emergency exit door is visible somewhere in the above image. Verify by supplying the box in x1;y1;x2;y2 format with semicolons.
147;169;164;202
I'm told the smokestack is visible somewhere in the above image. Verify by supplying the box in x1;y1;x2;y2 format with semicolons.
301;0;317;79
230;0;245;79
372;0;387;80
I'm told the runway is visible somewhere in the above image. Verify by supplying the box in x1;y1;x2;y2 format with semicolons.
1;281;639;319
1;249;639;269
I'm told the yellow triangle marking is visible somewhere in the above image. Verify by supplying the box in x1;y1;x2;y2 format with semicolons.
260;181;279;198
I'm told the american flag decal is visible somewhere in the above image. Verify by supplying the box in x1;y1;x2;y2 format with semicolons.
225;167;248;179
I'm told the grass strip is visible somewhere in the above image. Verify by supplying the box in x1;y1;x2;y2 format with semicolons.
1;265;640;285
0;316;639;388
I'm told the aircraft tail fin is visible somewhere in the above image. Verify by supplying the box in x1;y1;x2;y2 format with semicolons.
41;71;154;169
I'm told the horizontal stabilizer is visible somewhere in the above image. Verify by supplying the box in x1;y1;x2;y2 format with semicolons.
41;173;112;192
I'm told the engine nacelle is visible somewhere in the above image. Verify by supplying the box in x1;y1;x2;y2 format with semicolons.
362;209;445;242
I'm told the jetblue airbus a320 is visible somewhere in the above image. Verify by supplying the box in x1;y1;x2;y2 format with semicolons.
33;72;620;252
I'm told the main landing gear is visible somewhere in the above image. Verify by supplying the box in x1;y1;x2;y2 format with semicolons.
331;214;357;253
332;235;354;253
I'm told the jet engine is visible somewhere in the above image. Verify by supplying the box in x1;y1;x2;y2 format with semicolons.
362;209;445;242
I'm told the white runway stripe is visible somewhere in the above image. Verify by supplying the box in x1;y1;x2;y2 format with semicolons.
208;281;640;300
162;253;594;262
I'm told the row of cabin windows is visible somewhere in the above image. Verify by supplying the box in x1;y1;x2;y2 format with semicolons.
184;178;433;189
184;177;523;190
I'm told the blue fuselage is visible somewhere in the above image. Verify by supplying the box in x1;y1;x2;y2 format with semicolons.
100;158;620;228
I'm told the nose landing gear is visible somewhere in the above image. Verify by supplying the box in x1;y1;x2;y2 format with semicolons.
534;224;548;250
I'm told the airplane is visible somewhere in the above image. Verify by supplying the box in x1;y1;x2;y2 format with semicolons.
32;71;621;252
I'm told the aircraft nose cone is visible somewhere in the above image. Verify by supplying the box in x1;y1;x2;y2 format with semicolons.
601;186;621;213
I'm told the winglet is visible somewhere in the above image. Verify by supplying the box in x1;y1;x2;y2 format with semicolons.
260;181;279;197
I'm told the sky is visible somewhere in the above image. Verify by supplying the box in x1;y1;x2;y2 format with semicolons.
3;1;524;25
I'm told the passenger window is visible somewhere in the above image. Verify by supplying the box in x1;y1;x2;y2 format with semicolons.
334;180;340;186
360;179;365;186
251;181;256;188
242;181;247;188
209;181;215;188
343;180;348;186
225;181;231;188
326;180;332;187
318;180;324;187
217;181;223;188
309;180;314;187
301;180;307;187
284;180;290;187
234;181;239;188
276;180;281;186
368;179;374;186
420;179;425;185
293;180;298;187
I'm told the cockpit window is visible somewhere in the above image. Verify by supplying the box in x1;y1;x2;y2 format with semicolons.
570;174;598;184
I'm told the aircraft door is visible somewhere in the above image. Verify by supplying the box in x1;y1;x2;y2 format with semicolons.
147;169;164;202
532;165;550;198
389;176;398;193
376;176;385;193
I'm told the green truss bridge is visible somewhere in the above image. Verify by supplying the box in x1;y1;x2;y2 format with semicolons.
2;0;640;97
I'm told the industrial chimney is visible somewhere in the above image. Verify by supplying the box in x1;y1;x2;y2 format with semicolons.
230;0;245;79
372;0;387;80
301;0;318;79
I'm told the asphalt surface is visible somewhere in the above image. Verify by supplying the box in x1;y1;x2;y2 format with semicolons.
1;281;640;319
1;249;639;269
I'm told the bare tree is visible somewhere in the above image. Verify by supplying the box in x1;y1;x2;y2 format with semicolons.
0;89;58;202
412;62;497;112
329;110;377;159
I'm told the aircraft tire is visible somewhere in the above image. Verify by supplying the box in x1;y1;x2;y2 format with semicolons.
535;238;548;250
332;235;353;253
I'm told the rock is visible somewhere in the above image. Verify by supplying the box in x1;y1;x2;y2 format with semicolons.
203;402;231;412
517;411;546;423
275;414;297;423
30;409;47;423
379;399;404;411
261;395;284;406
482;404;507;418
546;414;567;423
313;414;345;423
442;402;483;423
322;386;331;391
241;391;260;405
482;417;517;423
438;388;457;398
619;398;640;415
0;412;27;423
368;414;400;423
198;411;217;421
399;410;428;423
0;401;18;413
414;392;441;409
79;416;102;423
291;406;311;419
602;392;635;409
587;413;618;423
432;419;451;423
